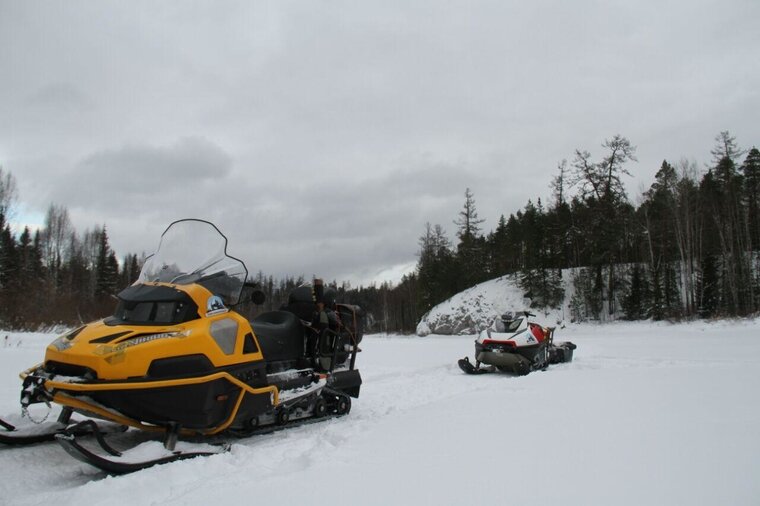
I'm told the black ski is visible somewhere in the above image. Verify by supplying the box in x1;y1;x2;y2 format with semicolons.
457;357;490;375
55;421;229;475
53;388;351;475
0;416;127;446
56;433;228;474
0;419;67;445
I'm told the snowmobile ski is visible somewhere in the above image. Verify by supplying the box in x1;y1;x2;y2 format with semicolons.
457;357;490;375
0;410;126;445
0;418;68;445
55;389;351;475
56;421;229;475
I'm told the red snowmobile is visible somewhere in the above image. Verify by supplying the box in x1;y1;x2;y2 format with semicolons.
458;311;576;375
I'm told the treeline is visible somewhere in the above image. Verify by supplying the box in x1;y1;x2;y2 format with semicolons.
237;272;420;335
411;131;760;324
2;131;758;332
0;179;141;329
0;167;418;331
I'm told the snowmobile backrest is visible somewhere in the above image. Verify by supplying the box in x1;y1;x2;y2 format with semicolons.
284;285;338;321
251;310;305;362
336;304;364;344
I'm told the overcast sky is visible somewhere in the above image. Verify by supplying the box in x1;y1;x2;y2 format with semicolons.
1;0;758;285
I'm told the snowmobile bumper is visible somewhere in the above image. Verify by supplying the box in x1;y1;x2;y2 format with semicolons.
476;351;531;375
18;365;279;436
327;369;362;398
549;342;576;364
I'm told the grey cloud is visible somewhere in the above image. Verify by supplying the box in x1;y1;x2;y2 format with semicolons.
52;137;233;204
25;83;93;110
3;1;760;285
221;159;484;282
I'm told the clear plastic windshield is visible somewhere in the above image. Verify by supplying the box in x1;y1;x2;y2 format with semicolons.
138;219;248;305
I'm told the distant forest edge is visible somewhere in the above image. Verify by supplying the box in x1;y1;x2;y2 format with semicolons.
1;131;759;332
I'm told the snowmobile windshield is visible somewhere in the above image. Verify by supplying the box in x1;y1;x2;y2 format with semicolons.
498;317;523;333
138;219;248;305
505;318;523;332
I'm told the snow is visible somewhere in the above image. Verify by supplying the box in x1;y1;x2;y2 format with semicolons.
417;273;575;335
108;440;226;464
1;321;760;505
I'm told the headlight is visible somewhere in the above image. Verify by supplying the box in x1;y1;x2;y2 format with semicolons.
49;326;85;351
51;335;72;351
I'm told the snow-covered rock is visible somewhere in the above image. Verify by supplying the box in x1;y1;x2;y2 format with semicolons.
416;274;572;336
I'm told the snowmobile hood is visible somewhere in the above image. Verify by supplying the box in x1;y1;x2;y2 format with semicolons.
476;318;549;348
43;282;264;381
40;219;262;382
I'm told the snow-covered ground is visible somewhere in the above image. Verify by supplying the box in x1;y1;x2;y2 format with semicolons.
1;321;759;506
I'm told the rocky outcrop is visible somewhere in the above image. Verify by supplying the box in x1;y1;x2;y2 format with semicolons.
416;275;534;336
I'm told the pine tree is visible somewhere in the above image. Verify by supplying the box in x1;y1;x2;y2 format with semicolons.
520;267;564;310
569;268;602;321
672;161;701;317
453;188;487;289
0;217;19;325
417;223;456;312
454;188;485;240
741;148;760;310
622;263;650;320
704;132;752;314
95;226;119;298
487;215;510;277
741;148;760;250
698;255;719;317
570;135;637;316
640;161;681;318
0;221;18;292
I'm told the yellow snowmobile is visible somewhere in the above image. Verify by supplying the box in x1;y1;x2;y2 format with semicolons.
0;219;362;473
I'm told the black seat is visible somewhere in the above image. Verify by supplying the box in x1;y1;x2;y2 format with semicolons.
251;310;304;362
282;285;338;321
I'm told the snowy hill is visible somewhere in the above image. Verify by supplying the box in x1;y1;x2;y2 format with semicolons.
417;272;574;336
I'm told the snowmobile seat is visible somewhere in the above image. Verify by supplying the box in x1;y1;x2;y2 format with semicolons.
282;285;337;321
251;310;305;362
